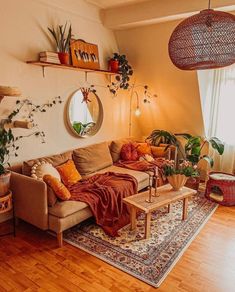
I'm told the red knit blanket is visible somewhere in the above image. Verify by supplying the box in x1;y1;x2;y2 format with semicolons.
68;172;137;236
116;158;167;185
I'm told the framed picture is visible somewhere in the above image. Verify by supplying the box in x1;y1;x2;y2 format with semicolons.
70;39;100;69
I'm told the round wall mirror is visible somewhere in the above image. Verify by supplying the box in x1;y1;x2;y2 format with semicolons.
67;89;103;137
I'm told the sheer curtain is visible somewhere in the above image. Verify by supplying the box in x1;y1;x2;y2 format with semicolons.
198;65;235;173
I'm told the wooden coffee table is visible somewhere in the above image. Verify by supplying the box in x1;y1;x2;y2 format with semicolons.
123;184;197;239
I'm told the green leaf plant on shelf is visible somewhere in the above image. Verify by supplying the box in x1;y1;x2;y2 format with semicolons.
0;96;62;182
107;53;157;102
48;22;72;64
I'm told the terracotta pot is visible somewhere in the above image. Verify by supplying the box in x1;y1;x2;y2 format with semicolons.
58;52;69;65
0;171;11;197
185;176;200;190
108;59;119;73
167;174;187;191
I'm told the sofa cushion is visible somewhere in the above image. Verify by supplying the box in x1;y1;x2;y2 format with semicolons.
22;150;72;176
49;200;89;218
31;162;61;180
43;175;71;201
136;142;152;156
110;138;134;162
94;165;149;191
151;146;170;159
73;142;113;176
120;143;139;161
47;186;57;207
56;160;82;186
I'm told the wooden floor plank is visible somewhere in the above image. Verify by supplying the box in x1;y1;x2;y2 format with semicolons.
0;205;235;291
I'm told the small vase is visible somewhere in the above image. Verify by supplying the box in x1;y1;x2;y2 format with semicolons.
58;52;69;65
167;174;187;191
108;59;119;73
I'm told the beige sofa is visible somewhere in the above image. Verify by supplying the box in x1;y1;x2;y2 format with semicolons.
10;139;172;246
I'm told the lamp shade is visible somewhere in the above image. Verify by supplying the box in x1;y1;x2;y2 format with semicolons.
168;9;235;70
0;86;21;97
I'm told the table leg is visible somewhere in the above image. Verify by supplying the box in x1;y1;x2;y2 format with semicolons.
145;213;151;239
182;197;188;220
168;204;171;213
130;207;137;231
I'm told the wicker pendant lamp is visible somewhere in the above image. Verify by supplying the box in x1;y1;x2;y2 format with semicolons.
168;0;235;70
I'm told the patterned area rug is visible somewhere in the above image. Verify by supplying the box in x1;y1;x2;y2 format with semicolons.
64;190;217;287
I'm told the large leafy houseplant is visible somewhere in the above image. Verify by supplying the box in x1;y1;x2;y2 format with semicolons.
178;134;224;167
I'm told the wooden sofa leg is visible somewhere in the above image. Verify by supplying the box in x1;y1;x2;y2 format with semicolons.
57;232;63;247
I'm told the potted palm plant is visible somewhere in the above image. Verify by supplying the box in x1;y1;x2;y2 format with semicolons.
48;22;72;65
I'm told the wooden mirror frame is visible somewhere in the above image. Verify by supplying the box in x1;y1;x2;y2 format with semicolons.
66;89;103;138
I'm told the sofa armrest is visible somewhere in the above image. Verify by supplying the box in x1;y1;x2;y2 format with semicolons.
10;172;48;230
158;144;178;163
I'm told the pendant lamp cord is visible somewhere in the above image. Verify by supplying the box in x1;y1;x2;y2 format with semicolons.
208;0;211;9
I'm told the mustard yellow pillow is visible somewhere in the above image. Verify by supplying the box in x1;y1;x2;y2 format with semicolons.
56;159;82;186
151;146;169;158
43;175;71;201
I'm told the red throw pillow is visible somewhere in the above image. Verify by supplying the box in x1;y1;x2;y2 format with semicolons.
120;143;139;161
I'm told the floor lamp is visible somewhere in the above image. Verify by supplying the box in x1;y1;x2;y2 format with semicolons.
128;90;141;137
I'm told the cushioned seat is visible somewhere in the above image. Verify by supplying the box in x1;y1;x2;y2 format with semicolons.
93;165;149;191
49;201;89;218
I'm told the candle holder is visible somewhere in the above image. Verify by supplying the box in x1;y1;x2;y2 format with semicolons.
152;166;160;197
145;173;154;203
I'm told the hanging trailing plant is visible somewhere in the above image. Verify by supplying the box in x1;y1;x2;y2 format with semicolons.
108;53;133;95
0;96;63;175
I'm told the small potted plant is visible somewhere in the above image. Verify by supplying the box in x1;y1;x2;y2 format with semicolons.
108;53;133;95
162;160;199;191
48;22;72;65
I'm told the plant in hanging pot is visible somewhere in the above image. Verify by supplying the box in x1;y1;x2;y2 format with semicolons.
48;22;72;65
162;160;199;191
108;53;133;95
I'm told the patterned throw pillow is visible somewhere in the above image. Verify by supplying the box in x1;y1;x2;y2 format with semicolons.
31;161;61;181
43;175;71;201
120;143;139;161
56;159;82;186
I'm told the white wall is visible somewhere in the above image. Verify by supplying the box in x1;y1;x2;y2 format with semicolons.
0;0;133;165
115;19;205;139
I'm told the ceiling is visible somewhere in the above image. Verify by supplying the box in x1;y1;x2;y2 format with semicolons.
86;0;149;9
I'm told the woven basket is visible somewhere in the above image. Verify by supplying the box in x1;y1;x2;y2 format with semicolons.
0;191;12;214
169;9;235;70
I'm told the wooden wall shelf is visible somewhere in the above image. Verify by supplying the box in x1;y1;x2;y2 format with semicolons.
27;61;118;77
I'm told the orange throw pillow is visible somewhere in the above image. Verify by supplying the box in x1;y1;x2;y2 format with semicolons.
136;142;152;156
43;175;71;201
56;160;82;186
